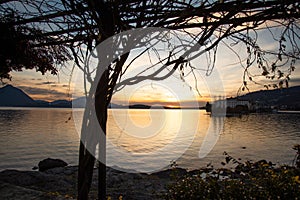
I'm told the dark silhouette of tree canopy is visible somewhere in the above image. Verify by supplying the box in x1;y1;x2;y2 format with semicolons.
1;0;299;199
0;12;71;81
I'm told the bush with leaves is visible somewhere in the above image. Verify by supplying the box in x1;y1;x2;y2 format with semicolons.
164;147;300;200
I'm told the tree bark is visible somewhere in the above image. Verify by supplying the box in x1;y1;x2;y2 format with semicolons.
77;1;114;198
77;69;109;200
95;69;109;200
78;142;96;199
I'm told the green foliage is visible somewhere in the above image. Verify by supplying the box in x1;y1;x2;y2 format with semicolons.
164;149;300;200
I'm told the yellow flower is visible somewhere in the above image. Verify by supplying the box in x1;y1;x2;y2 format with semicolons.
293;176;300;184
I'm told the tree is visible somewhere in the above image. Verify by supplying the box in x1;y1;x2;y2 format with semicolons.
1;0;299;199
0;10;71;81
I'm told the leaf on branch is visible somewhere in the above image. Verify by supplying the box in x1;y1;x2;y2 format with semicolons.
180;64;183;71
262;70;269;76
291;66;295;72
247;58;250;66
277;70;284;79
271;63;276;72
281;36;286;42
225;156;231;164
278;54;282;61
285;80;289;88
279;81;283;89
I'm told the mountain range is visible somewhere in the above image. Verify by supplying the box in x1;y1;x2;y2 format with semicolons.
0;85;151;108
0;84;299;109
0;85;37;107
0;85;74;108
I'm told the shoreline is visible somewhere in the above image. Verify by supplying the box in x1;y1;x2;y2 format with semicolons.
1;158;299;199
0;165;184;200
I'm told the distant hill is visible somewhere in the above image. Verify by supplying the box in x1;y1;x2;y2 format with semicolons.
50;100;72;107
72;97;125;108
72;96;86;108
128;104;151;109
0;85;126;108
238;86;300;109
0;84;37;107
35;100;50;107
1;84;299;109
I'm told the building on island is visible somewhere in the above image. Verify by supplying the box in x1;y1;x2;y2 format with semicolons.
206;97;250;116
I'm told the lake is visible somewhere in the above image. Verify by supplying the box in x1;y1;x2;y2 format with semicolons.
0;107;299;172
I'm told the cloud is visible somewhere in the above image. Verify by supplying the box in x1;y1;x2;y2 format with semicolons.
18;86;68;98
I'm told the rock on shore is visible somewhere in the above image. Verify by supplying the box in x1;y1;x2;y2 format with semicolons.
0;163;185;199
38;158;68;172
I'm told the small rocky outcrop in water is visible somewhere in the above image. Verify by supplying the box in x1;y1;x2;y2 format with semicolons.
38;158;68;172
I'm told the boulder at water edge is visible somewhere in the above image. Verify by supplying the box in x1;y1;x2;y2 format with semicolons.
38;158;68;172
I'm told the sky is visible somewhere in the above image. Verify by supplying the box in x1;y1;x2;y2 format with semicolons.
6;26;300;107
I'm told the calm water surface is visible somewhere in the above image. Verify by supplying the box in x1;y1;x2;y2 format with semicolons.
0;107;299;171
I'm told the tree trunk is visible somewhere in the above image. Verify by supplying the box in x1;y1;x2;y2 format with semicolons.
95;70;109;200
77;94;98;199
78;142;96;199
78;69;109;200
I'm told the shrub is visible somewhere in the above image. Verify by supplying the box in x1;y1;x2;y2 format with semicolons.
164;149;300;200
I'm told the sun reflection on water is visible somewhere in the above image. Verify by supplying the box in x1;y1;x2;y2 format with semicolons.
107;109;184;153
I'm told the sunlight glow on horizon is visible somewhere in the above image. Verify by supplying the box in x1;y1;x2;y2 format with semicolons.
7;25;300;103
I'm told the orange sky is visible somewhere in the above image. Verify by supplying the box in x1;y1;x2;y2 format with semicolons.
8;60;300;107
7;28;300;105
